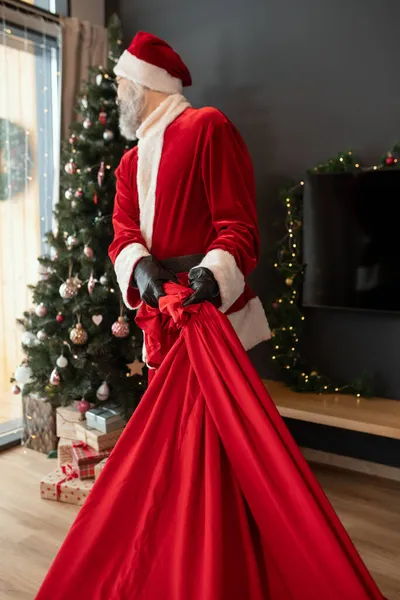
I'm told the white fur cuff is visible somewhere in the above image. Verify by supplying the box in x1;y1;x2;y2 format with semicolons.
193;249;245;313
114;243;150;310
114;51;183;94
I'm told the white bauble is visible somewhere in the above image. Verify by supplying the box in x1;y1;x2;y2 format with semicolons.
15;364;33;385
22;331;36;347
56;355;69;368
96;381;110;401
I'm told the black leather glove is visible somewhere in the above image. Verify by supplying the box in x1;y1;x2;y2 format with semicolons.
132;256;178;308
182;267;220;307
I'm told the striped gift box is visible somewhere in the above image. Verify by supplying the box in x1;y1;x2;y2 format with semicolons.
71;441;111;480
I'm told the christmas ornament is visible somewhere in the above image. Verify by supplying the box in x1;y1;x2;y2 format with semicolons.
103;129;114;142
83;117;92;129
50;368;61;386
59;276;82;299
385;156;395;166
35;303;47;317
37;329;48;342
65;188;74;200
285;278;293;287
127;359;145;377
64;160;77;175
272;302;279;310
97;161;105;187
70;323;88;345
66;235;79;250
69;134;76;145
88;271;96;295
96;73;103;86
56;355;68;368
81;95;88;110
78;398;91;415
93;193;98;205
96;381;110;401
21;331;36;347
75;188;83;198
111;316;129;338
11;384;21;395
56;312;65;323
99;108;107;125
92;314;103;326
15;363;33;385
84;245;94;259
99;274;108;286
71;200;78;210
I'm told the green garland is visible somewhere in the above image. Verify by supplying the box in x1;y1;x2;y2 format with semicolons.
0;118;33;201
269;147;400;397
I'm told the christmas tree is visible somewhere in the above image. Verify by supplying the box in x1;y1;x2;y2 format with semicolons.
12;15;147;418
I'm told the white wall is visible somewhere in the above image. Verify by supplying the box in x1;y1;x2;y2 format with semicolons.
69;0;105;27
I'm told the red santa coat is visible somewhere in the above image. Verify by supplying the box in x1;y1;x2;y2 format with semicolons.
109;93;270;352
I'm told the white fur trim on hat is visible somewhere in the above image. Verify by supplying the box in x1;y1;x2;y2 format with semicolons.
114;50;183;94
114;242;150;310
191;249;246;313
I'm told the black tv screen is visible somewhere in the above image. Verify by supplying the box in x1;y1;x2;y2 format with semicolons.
302;170;400;312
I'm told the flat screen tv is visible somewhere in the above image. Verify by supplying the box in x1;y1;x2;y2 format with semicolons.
302;169;400;312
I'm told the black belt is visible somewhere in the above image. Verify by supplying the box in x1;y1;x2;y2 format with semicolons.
160;253;205;274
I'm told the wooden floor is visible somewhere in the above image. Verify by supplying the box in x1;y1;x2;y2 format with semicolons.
0;448;399;600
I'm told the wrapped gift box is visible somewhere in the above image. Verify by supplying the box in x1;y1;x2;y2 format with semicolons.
85;404;125;433
75;421;124;452
40;465;94;506
94;457;108;480
56;403;85;440
57;438;73;468
72;441;111;480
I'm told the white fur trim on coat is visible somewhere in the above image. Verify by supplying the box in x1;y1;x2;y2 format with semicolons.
191;248;245;313
227;296;271;351
114;51;183;94
114;242;150;310
136;94;191;250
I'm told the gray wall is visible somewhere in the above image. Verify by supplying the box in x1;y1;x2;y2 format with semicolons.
112;0;400;399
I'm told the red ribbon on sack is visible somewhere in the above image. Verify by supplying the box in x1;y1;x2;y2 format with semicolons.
56;464;79;501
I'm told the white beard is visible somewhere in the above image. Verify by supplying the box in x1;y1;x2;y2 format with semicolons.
118;81;146;141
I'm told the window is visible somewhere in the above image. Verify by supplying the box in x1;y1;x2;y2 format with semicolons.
0;1;61;439
20;0;69;17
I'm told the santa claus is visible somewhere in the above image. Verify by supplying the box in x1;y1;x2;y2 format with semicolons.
109;31;271;365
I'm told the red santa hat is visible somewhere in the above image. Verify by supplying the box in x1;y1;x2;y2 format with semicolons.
114;31;192;94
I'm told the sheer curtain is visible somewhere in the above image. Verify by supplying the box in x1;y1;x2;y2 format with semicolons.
60;17;108;138
0;1;61;427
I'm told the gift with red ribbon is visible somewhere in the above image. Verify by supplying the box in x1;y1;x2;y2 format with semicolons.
71;441;111;480
40;465;94;506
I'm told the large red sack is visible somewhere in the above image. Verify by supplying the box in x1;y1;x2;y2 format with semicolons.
35;283;385;600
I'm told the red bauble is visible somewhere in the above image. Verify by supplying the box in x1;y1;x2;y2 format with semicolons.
385;156;395;166
56;313;65;323
111;316;130;338
77;399;91;415
69;134;76;145
84;245;94;259
93;193;98;205
99;109;107;125
75;189;83;198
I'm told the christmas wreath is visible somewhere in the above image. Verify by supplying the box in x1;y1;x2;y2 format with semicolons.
0;118;33;201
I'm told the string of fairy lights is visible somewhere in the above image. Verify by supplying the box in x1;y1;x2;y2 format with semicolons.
269;148;400;398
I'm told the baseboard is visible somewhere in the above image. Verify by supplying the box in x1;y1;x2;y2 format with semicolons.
301;446;400;482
